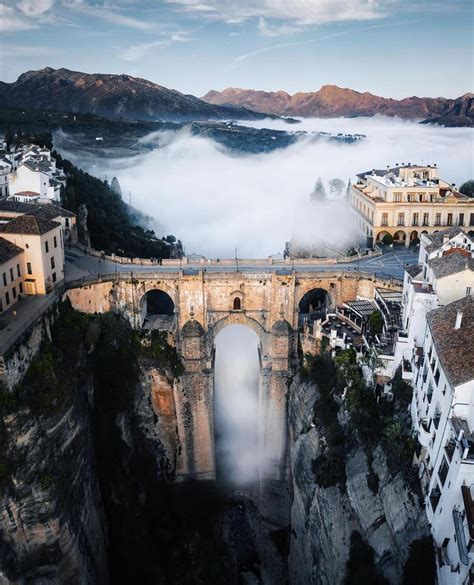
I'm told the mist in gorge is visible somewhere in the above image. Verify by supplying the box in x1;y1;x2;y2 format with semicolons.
214;325;261;485
55;116;474;258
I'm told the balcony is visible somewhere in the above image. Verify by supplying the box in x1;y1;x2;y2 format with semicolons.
453;506;470;566
451;417;474;462
461;485;474;540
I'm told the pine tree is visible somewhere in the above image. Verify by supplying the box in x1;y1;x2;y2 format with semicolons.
329;178;345;198
311;177;326;202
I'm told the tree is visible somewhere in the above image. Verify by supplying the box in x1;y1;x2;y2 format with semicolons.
368;311;384;335
311;177;326;202
381;233;393;246
344;531;389;585
402;537;436;585
460;180;474;198
329;178;345;198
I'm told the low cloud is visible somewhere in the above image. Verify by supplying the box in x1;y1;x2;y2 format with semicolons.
214;324;260;484
57;116;473;259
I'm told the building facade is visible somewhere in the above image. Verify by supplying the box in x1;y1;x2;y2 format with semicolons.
351;165;474;247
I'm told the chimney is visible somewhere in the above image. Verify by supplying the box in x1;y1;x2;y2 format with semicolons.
443;234;450;244
455;310;463;330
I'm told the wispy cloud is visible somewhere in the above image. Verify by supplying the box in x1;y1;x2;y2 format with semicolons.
119;31;192;61
0;43;59;56
0;4;37;31
232;20;413;65
257;16;302;38
166;0;387;25
63;0;154;30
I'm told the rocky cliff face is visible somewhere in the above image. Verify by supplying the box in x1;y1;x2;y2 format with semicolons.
0;68;263;122
0;365;108;584
203;86;473;126
287;376;429;584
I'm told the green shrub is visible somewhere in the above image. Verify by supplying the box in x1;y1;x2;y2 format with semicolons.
344;531;389;585
312;453;346;488
382;234;393;246
368;311;384;335
403;537;436;585
142;331;184;380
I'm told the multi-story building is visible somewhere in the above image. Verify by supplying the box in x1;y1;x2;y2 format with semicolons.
0;215;65;294
0;162;9;198
412;298;474;584
0;238;25;313
351;164;474;246
394;227;474;375
391;227;474;583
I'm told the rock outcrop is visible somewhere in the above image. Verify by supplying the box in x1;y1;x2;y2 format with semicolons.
203;86;473;126
287;376;429;584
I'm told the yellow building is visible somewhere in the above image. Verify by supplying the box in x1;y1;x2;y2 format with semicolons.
0;238;24;313
0;215;65;294
351;164;474;246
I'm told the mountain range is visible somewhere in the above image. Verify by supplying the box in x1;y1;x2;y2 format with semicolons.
0;67;264;122
202;86;474;127
0;68;472;127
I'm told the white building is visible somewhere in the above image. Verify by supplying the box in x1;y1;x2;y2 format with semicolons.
412;298;474;584
394;227;474;375
6;144;66;203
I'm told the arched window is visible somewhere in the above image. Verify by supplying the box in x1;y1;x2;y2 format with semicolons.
233;297;241;310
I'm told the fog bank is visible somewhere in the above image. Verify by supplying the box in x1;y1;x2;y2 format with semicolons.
214;325;260;484
58;116;473;258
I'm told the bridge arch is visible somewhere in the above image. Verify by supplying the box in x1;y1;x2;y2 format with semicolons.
139;288;175;328
209;312;267;348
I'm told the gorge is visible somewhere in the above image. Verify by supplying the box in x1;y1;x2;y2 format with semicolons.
0;268;433;584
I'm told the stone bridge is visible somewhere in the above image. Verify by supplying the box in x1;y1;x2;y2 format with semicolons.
65;269;401;482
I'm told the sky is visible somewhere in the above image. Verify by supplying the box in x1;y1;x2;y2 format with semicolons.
0;0;472;98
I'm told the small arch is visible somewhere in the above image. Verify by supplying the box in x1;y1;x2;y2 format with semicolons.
393;230;406;244
233;297;242;311
376;231;390;243
410;230;419;245
299;288;330;314
140;288;175;328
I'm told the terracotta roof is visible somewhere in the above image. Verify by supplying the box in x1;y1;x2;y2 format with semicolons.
32;204;75;220
0;214;60;235
0;237;23;264
429;252;474;279
427;297;474;387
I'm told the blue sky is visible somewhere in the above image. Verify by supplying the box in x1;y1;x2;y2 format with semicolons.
0;0;472;98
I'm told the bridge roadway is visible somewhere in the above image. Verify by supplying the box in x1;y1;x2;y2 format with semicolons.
64;247;417;282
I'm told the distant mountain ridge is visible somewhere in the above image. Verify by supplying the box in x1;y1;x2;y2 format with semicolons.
0;67;266;122
202;86;474;127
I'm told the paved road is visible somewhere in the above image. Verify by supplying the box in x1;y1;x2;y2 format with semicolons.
64;247;418;282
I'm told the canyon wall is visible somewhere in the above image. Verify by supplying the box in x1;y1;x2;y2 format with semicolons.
287;375;429;584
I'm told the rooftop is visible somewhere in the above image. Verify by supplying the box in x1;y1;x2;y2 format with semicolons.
427;296;474;387
0;215;60;236
14;191;40;198
429;252;474;279
0;237;23;264
424;226;465;249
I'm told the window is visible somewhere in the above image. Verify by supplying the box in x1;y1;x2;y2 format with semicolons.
423;212;429;226
51;257;55;270
12;287;16;299
65;218;70;228
5;292;9;306
397;213;405;226
9;268;13;282
381;213;388;226
435;213;441;226
52;272;57;283
16;264;20;277
233;297;241;310
394;193;402;202
2;272;6;286
459;213;465;226
45;240;49;253
54;236;57;248
467;287;472;296
470;213;474;226
0;298;3;312
447;213;453;227
412;213;419;226
27;262;32;275
438;458;449;486
19;282;23;294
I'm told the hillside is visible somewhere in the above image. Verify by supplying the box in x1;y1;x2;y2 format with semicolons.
0;67;264;122
202;86;474;126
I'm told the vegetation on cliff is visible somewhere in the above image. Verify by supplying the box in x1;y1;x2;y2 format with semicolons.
5;130;183;259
